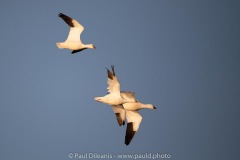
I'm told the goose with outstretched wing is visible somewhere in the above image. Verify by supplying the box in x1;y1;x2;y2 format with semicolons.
56;13;96;54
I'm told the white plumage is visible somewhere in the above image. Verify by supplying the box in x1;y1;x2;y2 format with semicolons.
112;94;156;145
94;66;137;106
56;13;96;54
94;66;156;145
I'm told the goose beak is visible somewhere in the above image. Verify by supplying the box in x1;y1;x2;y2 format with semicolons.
94;97;101;102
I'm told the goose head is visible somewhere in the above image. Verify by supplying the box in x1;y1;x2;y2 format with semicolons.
90;44;96;49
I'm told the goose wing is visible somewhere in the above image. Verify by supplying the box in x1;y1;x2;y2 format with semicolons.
112;105;126;126
107;65;120;94
125;110;142;145
121;91;138;102
58;13;84;42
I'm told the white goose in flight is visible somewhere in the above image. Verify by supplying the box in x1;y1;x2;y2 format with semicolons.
56;13;96;54
94;65;156;145
94;66;137;106
112;93;156;145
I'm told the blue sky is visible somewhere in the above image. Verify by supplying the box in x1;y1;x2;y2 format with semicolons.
0;1;239;160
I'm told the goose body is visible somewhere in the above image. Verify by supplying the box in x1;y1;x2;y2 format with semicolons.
56;13;96;54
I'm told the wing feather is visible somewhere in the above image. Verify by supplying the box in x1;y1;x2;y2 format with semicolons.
121;91;138;101
112;105;126;126
125;110;142;145
106;66;120;94
58;13;84;42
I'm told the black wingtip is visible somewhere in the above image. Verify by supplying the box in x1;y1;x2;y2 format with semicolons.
153;106;157;109
111;65;115;76
58;13;64;17
71;48;87;54
71;50;76;54
71;50;79;54
125;122;136;146
115;113;125;126
106;67;113;80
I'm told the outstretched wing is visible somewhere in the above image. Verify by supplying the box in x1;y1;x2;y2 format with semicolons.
107;65;120;94
125;110;142;145
58;13;84;42
112;105;126;126
71;48;87;54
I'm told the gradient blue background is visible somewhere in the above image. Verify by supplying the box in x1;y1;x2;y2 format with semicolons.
0;0;239;160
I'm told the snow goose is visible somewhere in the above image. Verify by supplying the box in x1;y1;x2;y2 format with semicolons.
94;66;156;145
56;13;96;54
94;66;137;106
111;94;156;145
